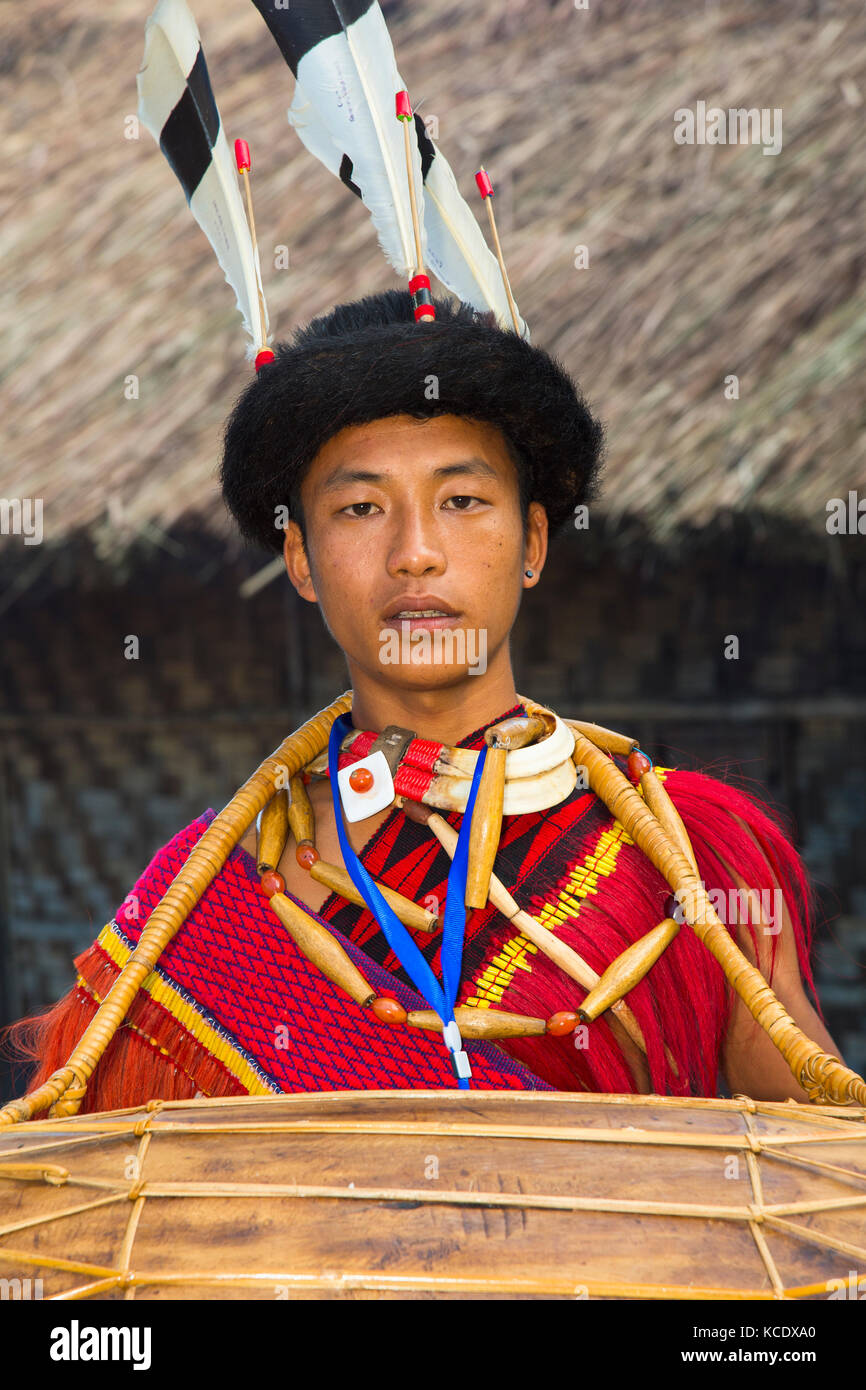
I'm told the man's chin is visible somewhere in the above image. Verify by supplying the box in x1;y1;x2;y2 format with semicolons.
348;658;490;694
383;661;489;688
372;624;490;680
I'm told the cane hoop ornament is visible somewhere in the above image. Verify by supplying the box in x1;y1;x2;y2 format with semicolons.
1;689;864;1128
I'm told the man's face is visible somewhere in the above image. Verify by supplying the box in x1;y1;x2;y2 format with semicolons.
283;413;547;692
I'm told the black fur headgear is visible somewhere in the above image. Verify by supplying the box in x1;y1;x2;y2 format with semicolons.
220;289;605;555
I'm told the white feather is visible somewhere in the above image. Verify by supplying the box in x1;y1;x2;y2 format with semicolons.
288;5;424;278
282;1;526;333
137;0;268;354
420;140;528;337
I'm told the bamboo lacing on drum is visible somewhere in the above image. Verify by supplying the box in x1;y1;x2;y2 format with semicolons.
742;1108;786;1298
1;1094;865;1300
117;1108;162;1300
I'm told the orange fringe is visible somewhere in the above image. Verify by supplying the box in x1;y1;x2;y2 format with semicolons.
2;942;253;1117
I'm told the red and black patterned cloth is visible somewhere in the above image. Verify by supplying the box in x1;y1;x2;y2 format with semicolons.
23;704;818;1111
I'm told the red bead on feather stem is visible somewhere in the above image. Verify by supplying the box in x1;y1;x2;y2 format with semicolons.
409;272;435;322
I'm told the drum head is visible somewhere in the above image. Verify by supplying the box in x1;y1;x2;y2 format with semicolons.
1;1090;865;1299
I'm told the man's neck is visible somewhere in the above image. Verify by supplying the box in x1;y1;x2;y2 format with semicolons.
345;660;522;748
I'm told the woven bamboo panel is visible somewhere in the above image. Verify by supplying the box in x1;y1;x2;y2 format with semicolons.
1;1091;865;1300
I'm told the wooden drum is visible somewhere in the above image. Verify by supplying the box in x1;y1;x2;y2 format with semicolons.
1;1090;865;1300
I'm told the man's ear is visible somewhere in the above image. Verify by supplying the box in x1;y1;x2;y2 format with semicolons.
283;521;318;604
522;501;549;586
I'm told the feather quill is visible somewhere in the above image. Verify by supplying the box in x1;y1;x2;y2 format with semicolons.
138;0;268;355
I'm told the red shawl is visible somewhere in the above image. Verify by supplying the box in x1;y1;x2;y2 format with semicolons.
8;706;818;1112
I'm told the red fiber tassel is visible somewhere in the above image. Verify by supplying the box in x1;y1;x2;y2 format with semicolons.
460;769;819;1098
1;943;252;1117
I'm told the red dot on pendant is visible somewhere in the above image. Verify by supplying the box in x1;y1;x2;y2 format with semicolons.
259;870;286;898
349;766;374;793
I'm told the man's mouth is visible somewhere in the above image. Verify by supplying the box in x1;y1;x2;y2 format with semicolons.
388;611;462;630
383;596;461;625
393;608;450;619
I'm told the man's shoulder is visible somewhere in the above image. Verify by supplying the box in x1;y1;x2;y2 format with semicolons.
549;756;796;881
112;808;257;939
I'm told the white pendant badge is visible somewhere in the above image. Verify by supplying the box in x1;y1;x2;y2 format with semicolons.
337;751;396;823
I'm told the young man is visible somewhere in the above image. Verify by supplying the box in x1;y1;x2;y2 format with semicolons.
10;291;841;1111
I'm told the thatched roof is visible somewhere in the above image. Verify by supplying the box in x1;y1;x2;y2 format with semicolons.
3;0;865;565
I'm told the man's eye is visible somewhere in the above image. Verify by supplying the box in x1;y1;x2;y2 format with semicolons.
444;495;484;510
340;501;380;517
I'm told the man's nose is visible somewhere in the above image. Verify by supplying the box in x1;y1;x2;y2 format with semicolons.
385;508;446;577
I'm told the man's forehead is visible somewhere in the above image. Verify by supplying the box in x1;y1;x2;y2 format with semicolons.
307;414;516;489
318;456;502;494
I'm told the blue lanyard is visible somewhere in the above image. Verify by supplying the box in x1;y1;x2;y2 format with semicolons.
327;713;488;1088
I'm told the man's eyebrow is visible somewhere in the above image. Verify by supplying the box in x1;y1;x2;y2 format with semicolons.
320;457;501;492
320;467;385;492
433;458;500;482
